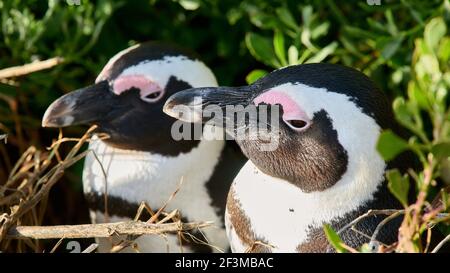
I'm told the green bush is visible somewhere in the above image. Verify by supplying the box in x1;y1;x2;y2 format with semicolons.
0;0;449;252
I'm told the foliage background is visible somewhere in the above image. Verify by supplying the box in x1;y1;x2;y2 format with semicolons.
0;0;449;252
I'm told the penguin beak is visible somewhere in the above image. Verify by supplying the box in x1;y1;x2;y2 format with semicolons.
163;86;252;124
42;80;113;127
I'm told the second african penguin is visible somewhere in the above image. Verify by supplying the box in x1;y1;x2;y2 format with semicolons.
42;42;246;252
164;63;415;253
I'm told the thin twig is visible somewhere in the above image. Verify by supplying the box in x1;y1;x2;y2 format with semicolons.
50;237;65;253
245;241;275;253
431;233;450;253
370;210;405;244
337;209;402;235
0;57;64;79
147;177;183;224
81;243;99;253
424;228;432;253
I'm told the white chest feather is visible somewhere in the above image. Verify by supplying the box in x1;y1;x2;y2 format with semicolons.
83;135;228;251
229;160;384;252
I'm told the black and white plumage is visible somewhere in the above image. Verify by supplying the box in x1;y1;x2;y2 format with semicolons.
164;63;413;252
42;42;246;252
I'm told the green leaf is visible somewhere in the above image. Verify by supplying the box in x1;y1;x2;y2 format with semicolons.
288;45;299;65
273;31;287;66
298;49;312;64
178;0;200;11
323;224;347;253
339;36;364;58
367;17;388;34
416;54;441;79
306;42;337;63
343;26;377;39
407;82;430;111
301;5;313;27
376;130;409;161
424;17;447;52
393;97;415;128
385;9;398;35
438;37;450;62
431;142;450;159
226;8;243;25
246;69;267;84
249;12;279;30
386;169;410;207
245;32;279;68
377;36;404;59
311;22;330;40
275;7;298;31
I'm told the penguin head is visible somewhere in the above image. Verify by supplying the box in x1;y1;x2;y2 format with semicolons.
164;64;394;192
43;42;217;155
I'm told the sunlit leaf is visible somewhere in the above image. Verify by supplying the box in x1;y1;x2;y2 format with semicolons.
424;17;447;52
288;45;299;65
245;32;279;68
407;82;429;110
246;69;267;84
273;31;287;66
323;224;347;253
438;37;450;63
393;97;415;129
306;42;337;63
386;169;410;207
301;5;313;27
178;0;200;10
377;130;409;161
311;22;330;40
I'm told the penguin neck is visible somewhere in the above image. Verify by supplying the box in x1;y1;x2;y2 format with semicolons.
230;157;388;252
83;132;225;210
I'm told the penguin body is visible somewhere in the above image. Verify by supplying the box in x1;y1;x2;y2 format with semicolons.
43;42;246;252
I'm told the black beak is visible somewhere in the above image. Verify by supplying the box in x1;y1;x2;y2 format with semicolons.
42;81;113;127
163;86;252;124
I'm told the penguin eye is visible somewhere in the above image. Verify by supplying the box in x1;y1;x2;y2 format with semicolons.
141;89;164;103
139;83;165;103
284;119;310;131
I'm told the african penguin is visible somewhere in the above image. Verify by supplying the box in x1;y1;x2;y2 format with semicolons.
164;63;414;253
42;42;246;252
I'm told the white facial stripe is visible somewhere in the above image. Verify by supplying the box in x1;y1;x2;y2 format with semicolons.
117;56;218;91
230;83;386;252
96;43;141;83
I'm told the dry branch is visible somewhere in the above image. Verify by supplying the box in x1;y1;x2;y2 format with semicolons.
6;221;213;240
0;57;64;79
0;126;96;247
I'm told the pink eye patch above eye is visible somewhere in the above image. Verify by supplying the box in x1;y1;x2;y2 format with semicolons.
113;75;164;101
253;90;310;123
